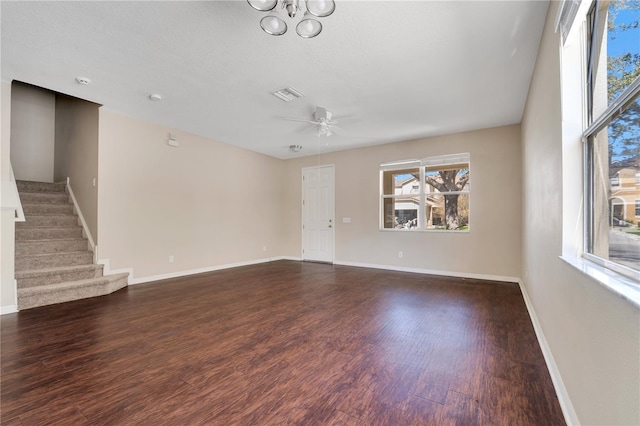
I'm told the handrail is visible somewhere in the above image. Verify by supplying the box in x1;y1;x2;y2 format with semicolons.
66;178;96;254
2;162;25;222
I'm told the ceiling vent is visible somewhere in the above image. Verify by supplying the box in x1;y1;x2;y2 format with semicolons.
271;86;304;102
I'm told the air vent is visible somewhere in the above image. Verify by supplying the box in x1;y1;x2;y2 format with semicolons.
271;86;304;102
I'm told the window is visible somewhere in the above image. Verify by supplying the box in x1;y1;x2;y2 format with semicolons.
381;154;470;231
584;1;640;278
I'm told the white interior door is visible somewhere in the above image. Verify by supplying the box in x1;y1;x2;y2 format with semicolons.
302;165;334;263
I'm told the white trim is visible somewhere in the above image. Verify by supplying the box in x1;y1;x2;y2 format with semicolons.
301;164;335;264
66;178;96;252
518;279;580;426
561;255;640;308
97;258;134;282
98;256;296;286
0;305;18;315
281;256;303;261
2;164;25;222
333;260;519;283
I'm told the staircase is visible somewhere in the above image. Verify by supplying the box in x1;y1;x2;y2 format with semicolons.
15;180;128;310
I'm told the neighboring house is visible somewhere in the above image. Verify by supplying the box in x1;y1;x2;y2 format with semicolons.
610;158;640;226
391;173;469;229
391;175;419;227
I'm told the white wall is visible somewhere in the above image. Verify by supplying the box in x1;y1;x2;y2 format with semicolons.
10;83;55;182
521;3;640;425
55;95;100;243
282;125;522;281
97;109;284;281
1;81;17;313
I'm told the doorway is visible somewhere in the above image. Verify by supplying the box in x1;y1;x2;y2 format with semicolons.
302;165;334;263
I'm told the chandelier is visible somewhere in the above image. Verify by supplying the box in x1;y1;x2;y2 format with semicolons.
247;0;336;38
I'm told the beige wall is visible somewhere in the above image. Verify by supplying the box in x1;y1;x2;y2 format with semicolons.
10;82;55;182
55;95;100;243
521;3;640;425
282;125;522;280
1;81;17;311
97;109;284;280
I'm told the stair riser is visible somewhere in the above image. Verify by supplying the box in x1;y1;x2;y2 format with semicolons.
16;239;89;256
18;215;79;227
17;266;104;288
18;276;128;310
17;181;66;194
22;204;74;215
16;252;93;272
14;180;129;311
16;227;83;240
20;193;70;205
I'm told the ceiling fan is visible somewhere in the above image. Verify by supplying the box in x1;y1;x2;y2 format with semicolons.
282;106;349;137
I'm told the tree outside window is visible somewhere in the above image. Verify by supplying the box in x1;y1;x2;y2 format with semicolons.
381;154;470;231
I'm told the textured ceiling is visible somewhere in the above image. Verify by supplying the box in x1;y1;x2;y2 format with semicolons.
1;1;549;159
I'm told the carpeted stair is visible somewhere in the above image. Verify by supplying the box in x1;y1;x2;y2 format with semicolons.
15;180;128;310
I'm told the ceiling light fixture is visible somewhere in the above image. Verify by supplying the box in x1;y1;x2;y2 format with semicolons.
248;0;334;39
289;144;303;152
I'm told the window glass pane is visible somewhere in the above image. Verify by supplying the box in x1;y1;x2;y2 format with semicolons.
380;156;470;231
590;96;640;272
590;1;640;116
425;193;469;231
382;197;419;229
382;169;419;196
424;166;470;193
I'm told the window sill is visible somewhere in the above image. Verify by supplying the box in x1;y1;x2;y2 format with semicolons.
379;229;470;234
560;255;640;309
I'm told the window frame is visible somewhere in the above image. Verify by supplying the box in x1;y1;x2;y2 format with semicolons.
583;1;640;282
380;153;470;232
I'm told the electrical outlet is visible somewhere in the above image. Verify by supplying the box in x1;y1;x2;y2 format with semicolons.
169;255;174;263
263;246;267;252
398;251;403;259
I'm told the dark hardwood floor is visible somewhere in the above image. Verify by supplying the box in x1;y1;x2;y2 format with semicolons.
1;260;565;425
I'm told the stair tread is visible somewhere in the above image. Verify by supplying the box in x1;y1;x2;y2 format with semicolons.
21;205;74;212
16;264;103;278
23;214;77;218
22;203;72;206
17;250;91;258
18;273;129;296
16;237;87;244
16;224;81;229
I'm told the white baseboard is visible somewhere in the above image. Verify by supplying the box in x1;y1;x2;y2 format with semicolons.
98;256;298;286
518;279;579;426
281;256;303;261
333;260;520;283
1;305;18;315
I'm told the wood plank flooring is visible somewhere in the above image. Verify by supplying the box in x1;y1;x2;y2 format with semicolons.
1;260;565;425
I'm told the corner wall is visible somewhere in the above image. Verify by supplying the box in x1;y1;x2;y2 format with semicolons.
1;81;17;313
10;82;55;182
282;125;522;280
97;109;285;281
521;3;640;425
54;95;100;243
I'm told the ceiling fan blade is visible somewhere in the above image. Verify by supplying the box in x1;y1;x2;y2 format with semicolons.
281;117;318;124
332;115;357;122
